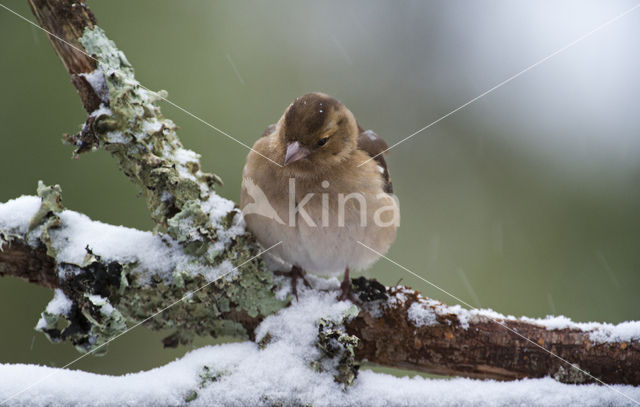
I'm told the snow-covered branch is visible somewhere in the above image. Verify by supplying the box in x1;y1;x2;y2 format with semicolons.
0;185;282;353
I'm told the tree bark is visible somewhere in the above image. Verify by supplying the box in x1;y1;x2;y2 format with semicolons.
5;0;636;387
28;0;101;112
0;242;58;289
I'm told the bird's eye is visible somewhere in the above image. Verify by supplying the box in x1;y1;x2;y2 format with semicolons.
317;137;329;146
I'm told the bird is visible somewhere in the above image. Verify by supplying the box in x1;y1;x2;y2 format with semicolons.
240;92;399;301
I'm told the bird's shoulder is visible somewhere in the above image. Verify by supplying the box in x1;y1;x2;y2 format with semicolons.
356;127;393;193
242;125;286;205
247;124;280;163
260;123;277;139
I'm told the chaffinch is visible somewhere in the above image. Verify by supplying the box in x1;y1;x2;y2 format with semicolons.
241;92;399;300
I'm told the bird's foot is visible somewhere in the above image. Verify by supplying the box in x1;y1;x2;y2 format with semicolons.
275;265;311;301
338;268;359;303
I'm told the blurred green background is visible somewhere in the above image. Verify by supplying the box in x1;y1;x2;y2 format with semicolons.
1;0;639;376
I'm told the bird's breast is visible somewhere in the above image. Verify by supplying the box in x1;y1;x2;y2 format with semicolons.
241;172;398;276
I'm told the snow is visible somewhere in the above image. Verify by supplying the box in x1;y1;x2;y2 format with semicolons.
521;315;640;344
78;68;109;103
104;130;127;144
201;193;246;245
89;104;112;120
45;289;73;315
168;147;202;183
407;301;438;326
173;148;200;165
50;210;188;282
2;358;639;407
141;118;163;134
1;291;639;406
406;293;640;344
0;195;41;236
254;289;352;351
85;294;115;316
35;289;74;331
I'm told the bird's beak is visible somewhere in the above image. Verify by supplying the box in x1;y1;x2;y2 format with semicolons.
284;141;310;165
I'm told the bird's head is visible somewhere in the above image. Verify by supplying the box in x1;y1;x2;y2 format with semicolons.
279;92;358;170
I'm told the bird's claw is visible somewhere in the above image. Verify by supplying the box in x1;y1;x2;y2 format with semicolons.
275;266;311;301
338;271;359;303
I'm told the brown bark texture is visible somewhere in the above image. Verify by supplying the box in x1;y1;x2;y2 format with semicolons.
28;0;101;112
346;284;639;385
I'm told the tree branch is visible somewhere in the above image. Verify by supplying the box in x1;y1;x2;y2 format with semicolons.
0;241;58;289
27;0;100;112
346;285;640;384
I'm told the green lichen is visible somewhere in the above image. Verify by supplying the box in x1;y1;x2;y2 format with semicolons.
23;179;283;354
314;305;360;387
27;181;64;258
553;364;591;384
76;26;218;229
20;22;287;356
33;25;289;352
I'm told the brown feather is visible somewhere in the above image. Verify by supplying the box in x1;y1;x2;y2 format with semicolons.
260;123;276;138
357;128;393;193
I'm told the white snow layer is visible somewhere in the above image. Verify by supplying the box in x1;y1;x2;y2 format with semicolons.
404;289;640;344
44;289;73;316
1;291;639;407
78;68;109;103
0;195;41;236
0;195;237;283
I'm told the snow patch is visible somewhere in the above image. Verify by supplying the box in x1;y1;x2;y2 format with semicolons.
521;315;640;344
406;293;640;344
407;301;438;327
0;196;41;236
86;294;115;316
89;104;111;119
173;148;200;165
46;289;73;316
79;68;109;103
50;210;187;282
202;194;245;243
141;118;163;134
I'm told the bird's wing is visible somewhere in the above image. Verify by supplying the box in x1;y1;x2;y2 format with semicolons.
241;177;285;225
260;124;277;138
357;128;393;193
